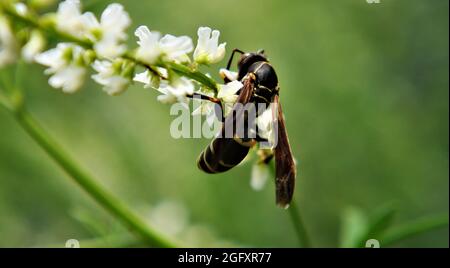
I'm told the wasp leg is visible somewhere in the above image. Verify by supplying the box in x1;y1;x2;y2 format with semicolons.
221;48;244;83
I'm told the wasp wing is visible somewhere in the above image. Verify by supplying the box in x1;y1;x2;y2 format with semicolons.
221;75;256;138
273;95;296;208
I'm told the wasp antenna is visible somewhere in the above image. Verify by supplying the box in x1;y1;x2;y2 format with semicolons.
226;49;246;70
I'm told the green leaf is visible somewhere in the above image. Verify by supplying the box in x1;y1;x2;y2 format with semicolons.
339;207;369;248
340;204;396;248
379;214;449;247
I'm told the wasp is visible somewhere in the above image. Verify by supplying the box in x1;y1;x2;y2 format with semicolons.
197;49;296;208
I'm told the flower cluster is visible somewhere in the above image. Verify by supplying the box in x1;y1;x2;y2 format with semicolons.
1;0;237;99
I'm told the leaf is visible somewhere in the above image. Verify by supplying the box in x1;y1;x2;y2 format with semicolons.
379;214;449;247
339;204;396;248
339;207;369;248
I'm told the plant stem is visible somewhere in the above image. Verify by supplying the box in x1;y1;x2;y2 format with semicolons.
379;214;448;247
288;199;312;248
165;62;218;93
8;104;177;248
266;162;312;247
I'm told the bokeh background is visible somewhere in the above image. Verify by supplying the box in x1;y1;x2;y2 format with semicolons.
0;0;448;247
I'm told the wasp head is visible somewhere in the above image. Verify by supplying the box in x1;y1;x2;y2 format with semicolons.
237;49;268;80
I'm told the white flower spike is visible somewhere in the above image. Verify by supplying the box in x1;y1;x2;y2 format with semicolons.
0;16;19;67
92;60;131;96
35;43;87;93
135;25;193;65
194;27;226;65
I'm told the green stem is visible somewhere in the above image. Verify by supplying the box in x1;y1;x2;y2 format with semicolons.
379;214;448;247
288;200;312;248
8;104;177;248
1;5;92;48
165;62;218;93
266;162;312;247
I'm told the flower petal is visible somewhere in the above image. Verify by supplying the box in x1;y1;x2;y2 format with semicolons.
217;80;243;99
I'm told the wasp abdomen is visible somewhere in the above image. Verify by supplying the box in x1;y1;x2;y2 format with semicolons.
197;138;251;174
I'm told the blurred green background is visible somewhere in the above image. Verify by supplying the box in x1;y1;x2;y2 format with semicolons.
0;0;448;247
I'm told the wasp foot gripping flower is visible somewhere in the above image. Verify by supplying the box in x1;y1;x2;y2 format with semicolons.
0;16;19;67
194;27;226;65
35;43;89;93
92;59;134;96
135;25;193;65
22;30;46;63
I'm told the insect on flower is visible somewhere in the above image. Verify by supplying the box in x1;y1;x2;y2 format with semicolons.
197;49;297;208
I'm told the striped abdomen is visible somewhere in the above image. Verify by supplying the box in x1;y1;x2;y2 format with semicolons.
197;137;255;174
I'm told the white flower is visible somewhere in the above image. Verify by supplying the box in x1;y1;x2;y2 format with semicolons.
216;80;243;117
133;67;168;88
56;0;85;38
156;77;194;104
55;1;131;59
35;43;87;93
194;27;226;65
82;4;131;59
219;68;238;81
22;30;46;62
217;80;242;100
14;3;29;16
147;200;189;237
92;60;131;96
98;4;130;39
0;17;19;67
48;65;85;93
251;162;270;191
135;25;193;65
159;34;193;63
257;104;276;147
